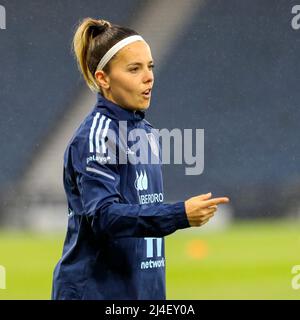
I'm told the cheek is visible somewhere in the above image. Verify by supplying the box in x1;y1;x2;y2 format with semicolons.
113;76;139;96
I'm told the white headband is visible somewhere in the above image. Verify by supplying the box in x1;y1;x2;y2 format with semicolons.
96;35;145;72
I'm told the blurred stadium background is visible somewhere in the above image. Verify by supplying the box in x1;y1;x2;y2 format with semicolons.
0;0;300;299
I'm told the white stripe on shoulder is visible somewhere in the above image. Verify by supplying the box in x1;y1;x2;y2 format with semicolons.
86;166;115;181
95;115;106;154
101;118;112;154
89;112;100;153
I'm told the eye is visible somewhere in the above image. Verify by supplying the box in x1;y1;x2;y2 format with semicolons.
129;67;139;72
149;64;155;69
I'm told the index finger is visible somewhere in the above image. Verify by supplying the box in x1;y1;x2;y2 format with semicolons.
201;197;230;207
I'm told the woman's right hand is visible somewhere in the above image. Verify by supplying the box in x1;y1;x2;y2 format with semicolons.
184;192;230;227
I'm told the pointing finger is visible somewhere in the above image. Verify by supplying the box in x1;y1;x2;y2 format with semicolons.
201;197;230;207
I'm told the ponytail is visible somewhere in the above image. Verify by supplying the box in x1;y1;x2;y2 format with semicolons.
72;17;139;92
72;18;111;92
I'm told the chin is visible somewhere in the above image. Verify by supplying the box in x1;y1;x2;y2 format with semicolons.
140;102;151;111
141;104;150;111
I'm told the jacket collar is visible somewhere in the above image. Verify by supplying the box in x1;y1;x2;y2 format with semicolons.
95;92;145;121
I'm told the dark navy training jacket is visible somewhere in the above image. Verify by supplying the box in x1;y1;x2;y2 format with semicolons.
51;93;190;300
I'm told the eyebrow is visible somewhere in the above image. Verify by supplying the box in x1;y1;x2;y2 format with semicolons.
127;61;154;66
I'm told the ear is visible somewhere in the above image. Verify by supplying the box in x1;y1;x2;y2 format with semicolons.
95;70;110;90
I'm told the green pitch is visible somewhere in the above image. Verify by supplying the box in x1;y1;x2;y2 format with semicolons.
0;220;299;300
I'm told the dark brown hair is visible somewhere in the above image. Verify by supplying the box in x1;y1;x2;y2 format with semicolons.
72;17;139;92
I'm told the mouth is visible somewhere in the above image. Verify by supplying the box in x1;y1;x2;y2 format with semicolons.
142;88;152;99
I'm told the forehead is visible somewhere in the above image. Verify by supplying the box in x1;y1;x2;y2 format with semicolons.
113;41;153;64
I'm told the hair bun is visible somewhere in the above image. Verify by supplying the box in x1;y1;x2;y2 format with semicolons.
90;19;111;38
98;19;111;28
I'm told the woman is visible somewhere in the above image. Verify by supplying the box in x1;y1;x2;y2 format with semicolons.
51;18;229;300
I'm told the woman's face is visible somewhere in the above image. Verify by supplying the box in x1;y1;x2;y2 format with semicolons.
96;40;155;111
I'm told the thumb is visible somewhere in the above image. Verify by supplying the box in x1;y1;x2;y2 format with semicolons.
197;192;212;200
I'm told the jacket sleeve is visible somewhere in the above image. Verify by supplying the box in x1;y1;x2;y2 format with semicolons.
71;134;190;239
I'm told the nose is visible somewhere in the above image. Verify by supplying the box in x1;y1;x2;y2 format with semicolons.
143;68;154;84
